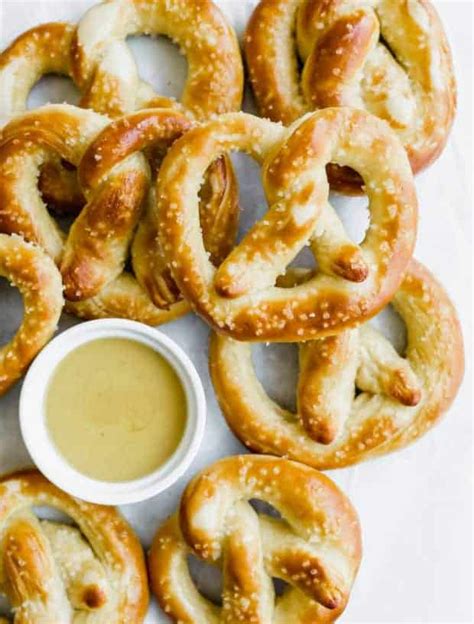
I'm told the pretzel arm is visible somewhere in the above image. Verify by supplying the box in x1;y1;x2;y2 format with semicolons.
310;202;368;282
1;513;72;623
298;331;359;445
214;180;321;298
40;521;109;611
357;325;422;406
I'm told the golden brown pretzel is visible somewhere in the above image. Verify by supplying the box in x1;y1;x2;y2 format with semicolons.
0;234;63;396
72;0;244;118
149;455;362;623
0;470;148;622
245;0;456;191
0;1;243;121
0;104;238;323
209;260;464;469
157;107;417;341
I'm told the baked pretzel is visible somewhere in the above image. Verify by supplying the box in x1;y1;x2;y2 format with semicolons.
0;0;243;121
0;234;63;396
210;260;464;469
157;107;417;341
0;1;243;210
0;105;238;323
0;470;148;622
72;0;243;118
149;455;362;623
245;0;456;191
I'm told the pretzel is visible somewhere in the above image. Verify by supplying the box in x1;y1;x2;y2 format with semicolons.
209;260;464;469
0;1;243;209
0;234;63;396
0;1;243;121
157;107;417;341
0;104;238;323
72;0;244;119
245;0;456;191
0;469;148;622
149;455;361;623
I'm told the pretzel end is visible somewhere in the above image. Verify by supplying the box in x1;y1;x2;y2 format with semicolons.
331;246;369;283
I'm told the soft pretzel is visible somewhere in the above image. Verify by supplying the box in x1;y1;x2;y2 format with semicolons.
209;260;464;469
157;107;417;341
0;469;148;622
0;234;63;396
72;0;244;118
0;104;238;323
0;1;243;121
245;0;456;191
149;454;362;623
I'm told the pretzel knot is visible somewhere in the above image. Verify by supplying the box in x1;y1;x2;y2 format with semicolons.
210;260;464;469
0;104;238;323
157;108;417;341
149;455;362;623
0;470;148;621
0;234;63;396
245;0;456;191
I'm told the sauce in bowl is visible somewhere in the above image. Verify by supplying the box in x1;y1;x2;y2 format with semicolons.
45;337;187;482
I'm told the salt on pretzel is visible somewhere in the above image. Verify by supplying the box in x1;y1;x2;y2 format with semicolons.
0;469;148;621
245;0;456;191
209;260;464;469
0;234;63;396
0;0;243;121
72;0;243;118
149;455;362;623
157;107;417;341
0;104;238;323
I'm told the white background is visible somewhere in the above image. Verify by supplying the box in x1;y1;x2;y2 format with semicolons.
0;1;472;622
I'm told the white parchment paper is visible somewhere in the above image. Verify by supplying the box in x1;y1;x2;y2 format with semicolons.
0;1;471;621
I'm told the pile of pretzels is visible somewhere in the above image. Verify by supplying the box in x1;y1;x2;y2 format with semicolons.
0;0;464;622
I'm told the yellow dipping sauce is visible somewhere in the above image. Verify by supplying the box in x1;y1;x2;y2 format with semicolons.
45;338;187;482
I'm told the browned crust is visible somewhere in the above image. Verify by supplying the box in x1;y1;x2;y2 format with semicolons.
0;469;149;621
245;0;457;190
0;234;63;396
209;259;464;469
149;455;361;622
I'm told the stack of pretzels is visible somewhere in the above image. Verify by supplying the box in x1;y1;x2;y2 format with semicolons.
0;0;464;622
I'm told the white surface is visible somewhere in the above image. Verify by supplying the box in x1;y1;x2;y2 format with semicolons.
20;319;206;505
0;1;472;622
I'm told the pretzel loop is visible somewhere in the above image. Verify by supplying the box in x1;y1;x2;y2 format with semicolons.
72;0;243;118
209;260;464;468
157;108;417;341
245;0;456;189
149;455;362;623
0;471;148;622
0;234;63;396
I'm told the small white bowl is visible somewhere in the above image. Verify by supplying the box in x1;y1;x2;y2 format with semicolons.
20;319;206;505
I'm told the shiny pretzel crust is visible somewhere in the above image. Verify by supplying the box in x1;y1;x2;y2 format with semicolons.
245;0;456;191
157;108;417;341
0;470;148;622
149;455;362;623
0;234;63;396
0;104;238;324
72;0;243;119
209;260;464;469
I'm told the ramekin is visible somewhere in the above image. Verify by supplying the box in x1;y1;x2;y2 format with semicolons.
19;319;206;505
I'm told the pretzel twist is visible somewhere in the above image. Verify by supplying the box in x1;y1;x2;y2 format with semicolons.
157;108;417;341
0;470;148;622
210;260;464;469
245;0;456;191
0;0;243;121
0;104;238;323
149;455;362;623
0;234;63;396
72;0;243;119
